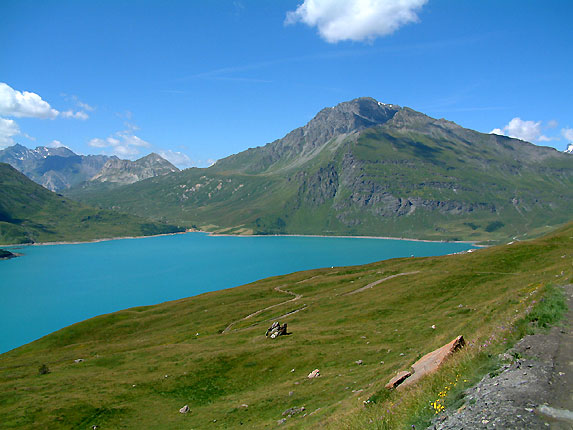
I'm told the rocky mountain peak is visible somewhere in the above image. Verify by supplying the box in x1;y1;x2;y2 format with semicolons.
90;153;179;185
304;97;401;139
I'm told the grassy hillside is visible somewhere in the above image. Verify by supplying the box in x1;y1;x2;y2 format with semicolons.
67;100;573;242
1;221;571;429
0;163;184;244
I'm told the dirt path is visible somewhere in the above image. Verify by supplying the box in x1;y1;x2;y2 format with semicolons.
345;271;420;295
222;285;302;334
428;284;573;429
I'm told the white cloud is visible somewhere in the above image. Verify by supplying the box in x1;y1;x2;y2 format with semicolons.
88;129;151;158
0;82;58;119
0;117;20;148
47;139;66;148
489;117;551;143
61;110;89;120
0;83;90;121
158;149;193;169
562;127;573;142
285;0;428;43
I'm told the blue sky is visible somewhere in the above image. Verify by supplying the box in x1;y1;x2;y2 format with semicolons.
1;0;572;167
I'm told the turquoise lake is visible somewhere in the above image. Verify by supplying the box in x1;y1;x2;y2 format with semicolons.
0;232;475;353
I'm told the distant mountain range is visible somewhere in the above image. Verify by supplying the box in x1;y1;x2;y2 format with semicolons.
0;144;179;191
0;163;183;244
68;97;572;242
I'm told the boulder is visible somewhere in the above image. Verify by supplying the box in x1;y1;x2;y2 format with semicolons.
384;335;465;390
265;321;288;338
308;369;320;379
399;335;465;389
179;405;190;414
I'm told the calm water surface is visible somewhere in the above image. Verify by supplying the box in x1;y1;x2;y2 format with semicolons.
0;232;475;353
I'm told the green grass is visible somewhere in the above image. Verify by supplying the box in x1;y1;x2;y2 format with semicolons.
1;222;572;429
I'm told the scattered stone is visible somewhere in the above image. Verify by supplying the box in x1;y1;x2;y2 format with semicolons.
240;404;248;408
179;405;190;414
399;353;405;356
91;426;99;430
308;369;320;379
291;368;295;372
282;406;305;417
74;358;84;363
431;325;436;329
385;371;412;390
355;360;363;365
277;418;287;425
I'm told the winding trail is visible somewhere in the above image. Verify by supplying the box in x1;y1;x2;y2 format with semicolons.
222;285;302;334
345;271;420;295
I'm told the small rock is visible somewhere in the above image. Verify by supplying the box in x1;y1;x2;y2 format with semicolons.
282;406;305;417
277;418;287;425
431;325;436;329
355;360;363;365
482;419;489;424
289;391;294;396
399;353;405;356
240;404;248;408
179;405;190;414
74;358;84;363
291;368;295;372
308;369;320;379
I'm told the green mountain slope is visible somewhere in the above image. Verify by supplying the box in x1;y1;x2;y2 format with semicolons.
0;163;184;244
1;220;571;429
67;98;573;241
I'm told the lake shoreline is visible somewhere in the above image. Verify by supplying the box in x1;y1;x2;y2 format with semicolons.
1;229;483;247
0;230;191;248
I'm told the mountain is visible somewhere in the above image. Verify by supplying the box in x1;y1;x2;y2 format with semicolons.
0;145;179;192
0;163;184;244
90;152;179;185
68;97;573;241
565;143;573;154
0;144;112;191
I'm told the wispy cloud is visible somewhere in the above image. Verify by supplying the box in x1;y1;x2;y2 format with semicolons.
89;128;151;159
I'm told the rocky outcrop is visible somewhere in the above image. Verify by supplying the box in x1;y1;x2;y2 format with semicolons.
0;249;16;260
386;336;465;390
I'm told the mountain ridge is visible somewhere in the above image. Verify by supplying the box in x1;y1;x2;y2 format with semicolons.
67;97;573;241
